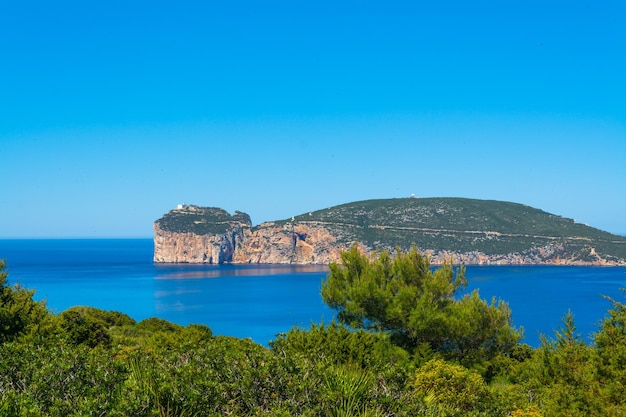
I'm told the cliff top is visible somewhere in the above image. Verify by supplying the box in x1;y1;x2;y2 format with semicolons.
155;205;252;235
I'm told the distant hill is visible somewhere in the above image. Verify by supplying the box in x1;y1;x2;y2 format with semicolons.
154;198;626;265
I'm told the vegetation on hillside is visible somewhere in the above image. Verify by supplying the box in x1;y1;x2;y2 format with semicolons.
156;205;252;235
3;253;626;415
287;198;626;258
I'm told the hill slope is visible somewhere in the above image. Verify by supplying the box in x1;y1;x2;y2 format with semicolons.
154;198;626;265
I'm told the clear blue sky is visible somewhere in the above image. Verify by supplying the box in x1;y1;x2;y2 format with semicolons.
1;1;625;237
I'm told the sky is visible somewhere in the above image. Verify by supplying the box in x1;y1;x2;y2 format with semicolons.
1;0;625;238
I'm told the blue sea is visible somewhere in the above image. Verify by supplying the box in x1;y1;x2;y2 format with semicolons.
1;239;625;347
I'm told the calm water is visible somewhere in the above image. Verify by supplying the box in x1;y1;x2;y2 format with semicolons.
1;239;625;347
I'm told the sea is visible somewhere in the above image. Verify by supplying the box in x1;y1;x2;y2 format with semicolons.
1;239;625;348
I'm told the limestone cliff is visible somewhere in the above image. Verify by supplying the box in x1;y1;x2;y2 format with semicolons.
153;199;626;265
232;222;341;264
153;205;250;263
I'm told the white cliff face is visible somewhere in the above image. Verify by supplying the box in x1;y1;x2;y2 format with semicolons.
232;222;341;264
154;221;626;265
153;223;245;263
154;221;343;264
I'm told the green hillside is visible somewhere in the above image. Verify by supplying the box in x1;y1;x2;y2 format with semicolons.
281;197;626;260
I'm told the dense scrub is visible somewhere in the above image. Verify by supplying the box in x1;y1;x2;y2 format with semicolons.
156;205;251;235
1;255;626;416
287;198;626;258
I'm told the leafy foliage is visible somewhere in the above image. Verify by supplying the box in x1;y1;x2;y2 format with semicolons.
271;322;410;373
3;256;626;415
0;260;50;344
59;309;112;348
516;312;606;416
411;358;489;414
322;246;522;363
322;364;377;417
594;293;626;411
0;341;127;416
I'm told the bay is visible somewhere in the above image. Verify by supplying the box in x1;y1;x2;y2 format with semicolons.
464;265;626;346
1;239;625;347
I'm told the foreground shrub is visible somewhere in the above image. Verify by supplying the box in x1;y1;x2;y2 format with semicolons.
411;358;489;415
321;246;522;365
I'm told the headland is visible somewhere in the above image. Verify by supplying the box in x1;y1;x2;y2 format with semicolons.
154;198;626;266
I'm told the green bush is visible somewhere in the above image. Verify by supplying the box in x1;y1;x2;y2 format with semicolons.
411;358;489;415
322;246;521;364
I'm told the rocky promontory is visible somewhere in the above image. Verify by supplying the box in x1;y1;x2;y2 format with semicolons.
154;206;341;264
153;199;626;266
153;206;251;263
